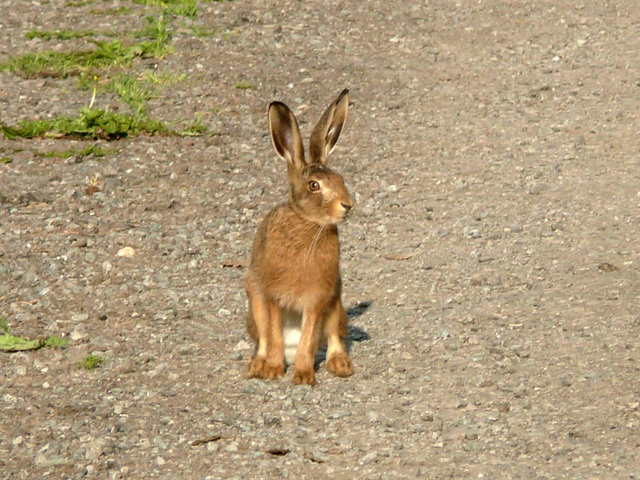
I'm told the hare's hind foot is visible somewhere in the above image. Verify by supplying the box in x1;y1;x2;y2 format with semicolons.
247;357;285;380
327;352;353;378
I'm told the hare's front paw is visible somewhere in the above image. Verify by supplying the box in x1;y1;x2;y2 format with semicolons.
247;357;266;378
247;357;285;379
293;368;317;386
327;352;353;378
264;362;285;379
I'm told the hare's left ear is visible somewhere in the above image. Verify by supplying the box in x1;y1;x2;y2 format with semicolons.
269;101;306;172
308;89;349;165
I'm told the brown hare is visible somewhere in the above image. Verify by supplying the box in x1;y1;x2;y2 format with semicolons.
245;89;354;385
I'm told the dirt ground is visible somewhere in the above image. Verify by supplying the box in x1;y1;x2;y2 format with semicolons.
1;1;640;479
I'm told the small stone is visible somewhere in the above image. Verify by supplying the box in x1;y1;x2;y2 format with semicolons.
234;340;251;351
421;412;434;422
117;359;136;375
225;442;239;453
361;451;378;464
70;325;88;341
156;456;166;466
117;247;136;257
85;440;103;460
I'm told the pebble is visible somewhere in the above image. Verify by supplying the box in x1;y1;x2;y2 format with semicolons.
361;451;378;464
117;247;136;257
234;340;251;351
85;439;104;460
115;359;135;375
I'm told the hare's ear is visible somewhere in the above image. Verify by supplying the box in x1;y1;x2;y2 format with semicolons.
268;101;305;171
309;89;349;165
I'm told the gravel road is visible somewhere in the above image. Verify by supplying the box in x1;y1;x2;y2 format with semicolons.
1;1;639;478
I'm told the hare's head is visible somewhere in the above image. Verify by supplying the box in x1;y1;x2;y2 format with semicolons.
268;89;353;226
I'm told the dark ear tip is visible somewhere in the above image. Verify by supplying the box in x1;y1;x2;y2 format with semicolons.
269;101;287;111
340;88;349;98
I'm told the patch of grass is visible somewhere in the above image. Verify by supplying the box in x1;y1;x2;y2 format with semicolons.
1;108;169;140
1;40;142;78
191;25;217;37
78;355;104;370
2;13;174;80
0;317;9;334
104;73;156;113
1;157;12;164
181;113;208;136
79;72;175;114
133;0;199;17
35;144;108;159
234;80;253;90
65;0;97;6
44;335;70;348
79;70;185;114
26;29;97;41
0;329;69;352
134;12;171;47
142;70;185;85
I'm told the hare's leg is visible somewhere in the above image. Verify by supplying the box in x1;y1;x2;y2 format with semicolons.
325;297;353;377
263;301;285;378
246;276;285;379
246;286;270;378
293;303;324;385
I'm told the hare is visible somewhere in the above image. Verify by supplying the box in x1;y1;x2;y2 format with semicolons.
245;89;354;385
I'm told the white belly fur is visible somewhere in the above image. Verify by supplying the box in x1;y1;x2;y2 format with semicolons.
282;309;302;365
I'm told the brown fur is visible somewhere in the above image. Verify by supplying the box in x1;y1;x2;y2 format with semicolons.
245;89;354;385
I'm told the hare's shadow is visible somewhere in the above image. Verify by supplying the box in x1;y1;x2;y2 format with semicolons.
316;301;372;365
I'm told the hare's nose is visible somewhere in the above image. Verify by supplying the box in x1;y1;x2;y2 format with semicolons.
341;201;353;212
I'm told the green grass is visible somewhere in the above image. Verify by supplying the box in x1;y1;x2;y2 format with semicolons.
181;113;208;136
35;145;108;159
3;12;174;80
0;157;12;164
0;326;69;352
102;73;157;113
133;0;198;17
0;39;170;79
26;29;97;41
135;14;173;51
234;81;253;90
1;108;169;140
78;355;104;370
2;8;206;141
191;25;217;37
44;335;70;348
78;71;184;114
65;0;97;6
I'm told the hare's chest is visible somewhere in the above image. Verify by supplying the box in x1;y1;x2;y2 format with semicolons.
270;262;339;309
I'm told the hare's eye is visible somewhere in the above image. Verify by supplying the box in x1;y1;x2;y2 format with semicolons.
308;181;321;192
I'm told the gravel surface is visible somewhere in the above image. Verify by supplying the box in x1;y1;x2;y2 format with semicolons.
1;1;640;479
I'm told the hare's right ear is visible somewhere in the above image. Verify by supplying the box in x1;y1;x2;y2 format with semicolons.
268;101;305;171
308;89;349;165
